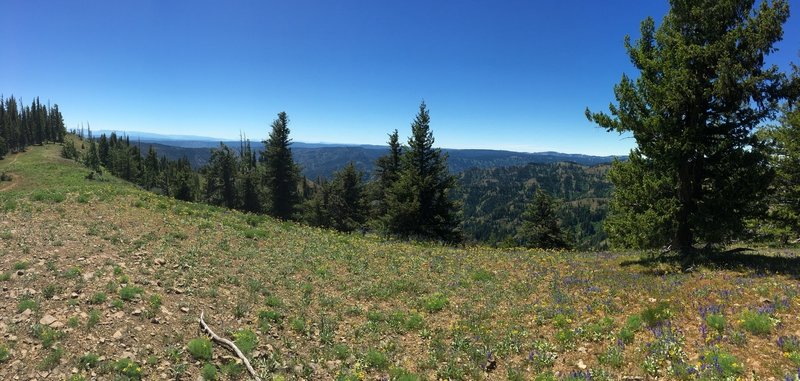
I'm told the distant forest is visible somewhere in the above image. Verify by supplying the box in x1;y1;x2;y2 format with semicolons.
0;95;66;158
54;102;599;248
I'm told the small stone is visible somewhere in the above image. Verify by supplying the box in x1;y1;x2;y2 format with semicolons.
70;292;79;299
180;307;190;313
39;315;57;326
172;288;184;294
154;258;166;266
20;309;32;317
113;330;122;340
577;359;587;370
50;321;64;329
132;309;142;316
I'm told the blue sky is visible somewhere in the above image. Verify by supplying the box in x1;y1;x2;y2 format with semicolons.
1;1;798;155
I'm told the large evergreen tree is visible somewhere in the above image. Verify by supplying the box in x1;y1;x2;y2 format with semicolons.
586;0;790;254
385;102;460;242
262;112;300;219
204;143;239;209
328;162;367;232
370;129;402;218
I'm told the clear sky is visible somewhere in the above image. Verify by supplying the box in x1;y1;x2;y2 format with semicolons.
1;1;798;155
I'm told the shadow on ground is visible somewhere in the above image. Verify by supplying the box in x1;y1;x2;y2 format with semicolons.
620;247;800;278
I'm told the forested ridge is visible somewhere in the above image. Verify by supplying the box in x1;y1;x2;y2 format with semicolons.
0;95;66;159
458;163;611;249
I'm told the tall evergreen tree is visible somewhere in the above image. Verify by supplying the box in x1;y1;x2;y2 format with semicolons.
143;145;161;190
763;100;800;242
303;178;333;228
385;102;460;241
84;139;101;172
586;0;790;254
261;112;300;219
370;129;402;217
98;134;110;167
516;188;570;249
328;162;367;232
204;143;239;209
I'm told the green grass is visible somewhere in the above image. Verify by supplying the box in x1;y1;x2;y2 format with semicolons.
0;343;10;363
17;297;39;312
641;301;672;327
740;310;775;336
233;329;257;355
421;292;448;313
187;337;213;360
3;142;800;380
118;286;143;301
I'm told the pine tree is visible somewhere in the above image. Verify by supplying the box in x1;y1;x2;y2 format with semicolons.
261;112;300;220
516;188;570;249
586;0;790;254
328;162;367;232
98;134;110;167
303;178;333;228
83;139;101;172
143;146;160;190
385;102;460;241
204;143;239;209
763;101;800;243
370;129;402;218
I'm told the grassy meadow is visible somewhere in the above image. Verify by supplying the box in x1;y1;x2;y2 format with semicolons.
1;143;800;380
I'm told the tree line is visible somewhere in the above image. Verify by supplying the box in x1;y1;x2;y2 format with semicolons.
0;95;67;159
69;103;470;244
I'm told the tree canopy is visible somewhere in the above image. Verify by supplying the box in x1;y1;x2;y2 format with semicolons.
586;0;791;254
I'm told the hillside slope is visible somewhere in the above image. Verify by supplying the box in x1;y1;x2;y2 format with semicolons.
1;144;800;380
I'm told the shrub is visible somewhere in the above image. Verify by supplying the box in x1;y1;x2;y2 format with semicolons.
87;309;101;329
233;329;257;355
422;292;448;313
89;292;107;305
79;353;100;369
119;286;143;301
598;343;624;368
0;343;10;363
642;302;672;327
700;348;743;379
365;349;389;370
290;317;306;334
740;310;774;336
32;324;64;348
258;310;282;330
705;313;726;333
115;358;143;379
187;338;213;360
38;346;64;370
17;297;39;312
43;284;59;299
201;363;218;380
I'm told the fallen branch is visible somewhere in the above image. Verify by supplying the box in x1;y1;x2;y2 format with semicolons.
198;310;261;381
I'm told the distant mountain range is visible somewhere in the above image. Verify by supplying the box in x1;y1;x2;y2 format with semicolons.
94;130;623;179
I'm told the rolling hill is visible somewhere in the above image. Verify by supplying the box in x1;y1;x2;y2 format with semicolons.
1;143;799;380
